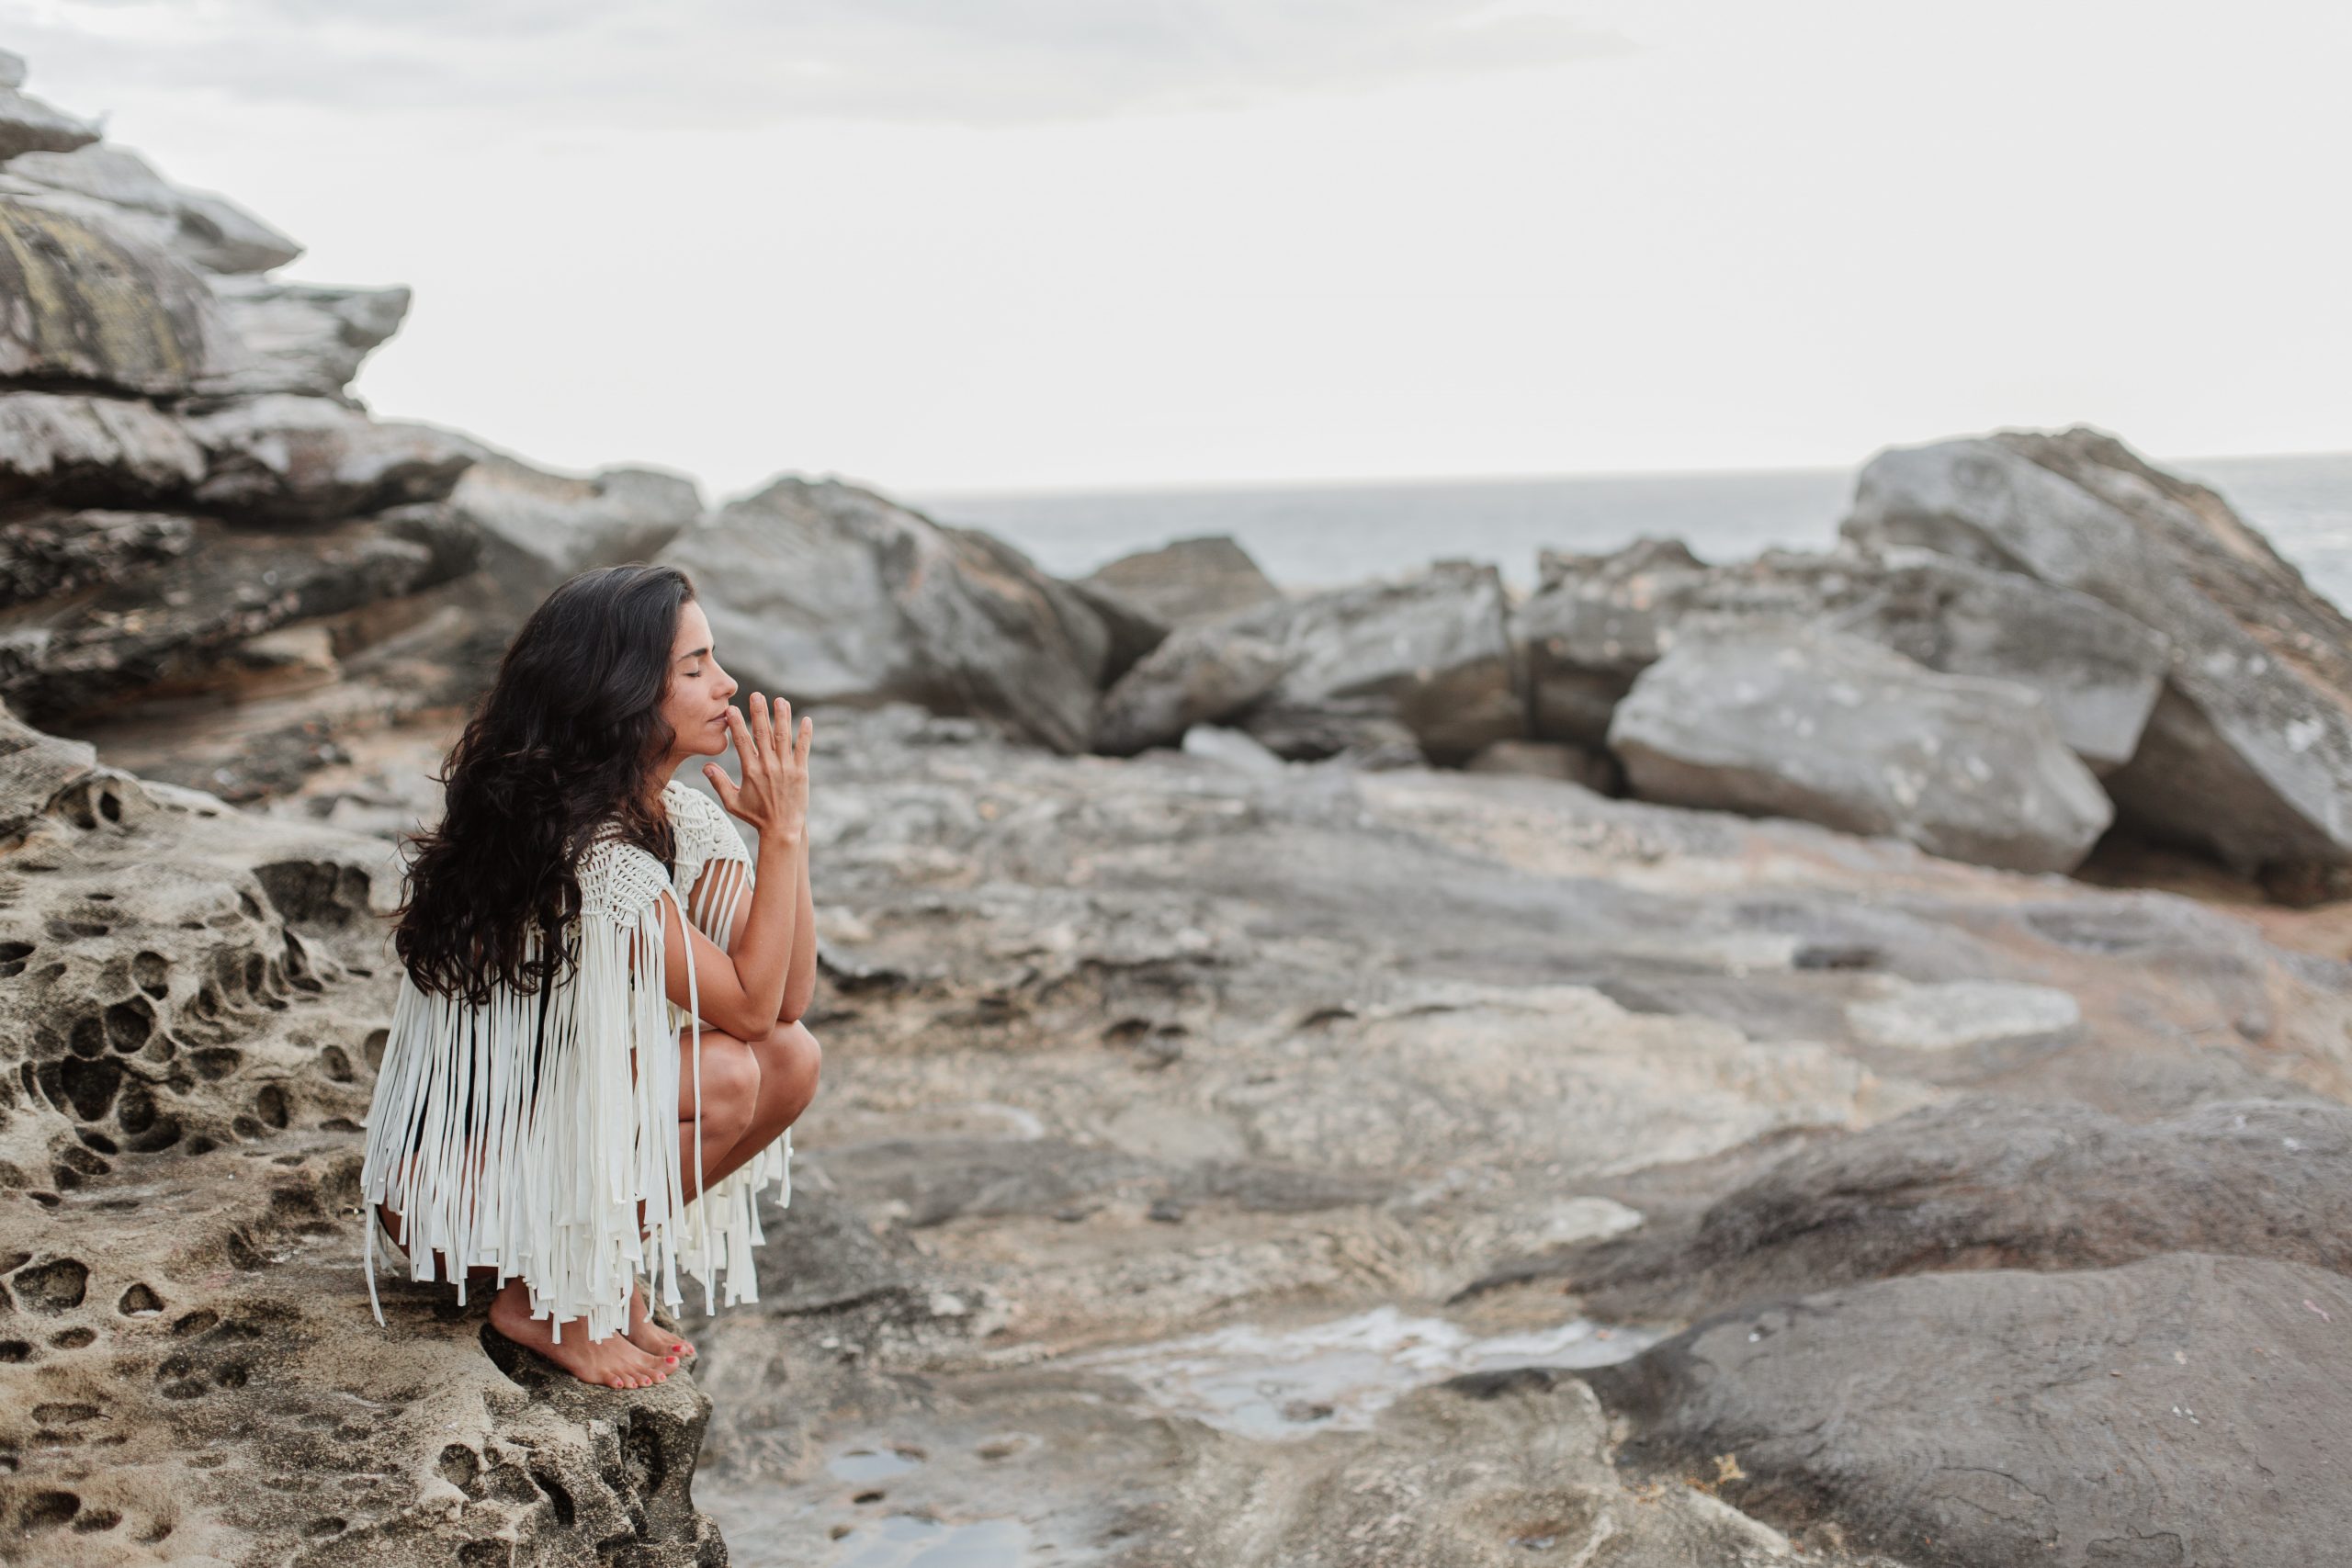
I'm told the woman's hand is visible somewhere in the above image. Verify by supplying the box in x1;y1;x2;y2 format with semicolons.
705;693;811;841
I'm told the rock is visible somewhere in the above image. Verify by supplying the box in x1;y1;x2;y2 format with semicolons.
0;81;97;161
0;509;195;608
0;197;237;396
1095;624;1288;754
1591;1253;2352;1568
1477;1096;2352;1322
1519;536;2169;768
1238;696;1426;768
1180;721;1288;773
1845;425;2352;874
1844;976;2082;1050
1217;560;1521;764
662;476;1113;752
0;513;470;724
1607;622;2113;873
195;276;410;400
447;447;701;599
0;390;207;509
1083;533;1283;626
185;395;479;524
0;143;301;274
0;716;725;1564
1058;573;1168;686
1464;738;1617;792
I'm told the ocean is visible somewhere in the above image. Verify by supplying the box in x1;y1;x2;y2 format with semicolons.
910;451;2352;608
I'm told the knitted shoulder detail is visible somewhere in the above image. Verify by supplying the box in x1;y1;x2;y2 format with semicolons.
575;830;674;924
662;779;751;863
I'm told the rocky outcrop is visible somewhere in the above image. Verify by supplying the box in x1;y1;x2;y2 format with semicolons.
1083;533;1282;626
444;446;702;600
0;197;239;396
1608;622;2114;873
662;476;1116;752
1094;624;1289;755
1592;1254;2352;1567
0;142;300;275
0;61;96;161
0;708;724;1564
195;276;411;401
1846;425;2352;876
1520;538;2170;770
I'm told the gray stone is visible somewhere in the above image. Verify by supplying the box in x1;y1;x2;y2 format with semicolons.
0;143;301;273
0;197;236;396
1844;976;2083;1049
1464;738;1618;792
1058;572;1168;686
448;446;701;598
0;390;206;508
1095;624;1288;754
1083;533;1283;626
1592;1252;2352;1568
1179;721;1288;773
185;394;480;524
1845;425;2352;874
1607;622;2112;873
1224;559;1521;764
0;83;97;161
196;276;409;399
662;477;1113;753
1518;536;2169;768
0;509;195;609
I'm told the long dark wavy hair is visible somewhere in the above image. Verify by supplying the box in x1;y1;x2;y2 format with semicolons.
393;563;694;1006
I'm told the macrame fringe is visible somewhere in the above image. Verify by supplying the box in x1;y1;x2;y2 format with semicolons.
360;816;792;1344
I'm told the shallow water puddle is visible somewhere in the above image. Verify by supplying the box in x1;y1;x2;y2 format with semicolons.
831;1515;1036;1568
1067;1304;1662;1440
828;1449;925;1483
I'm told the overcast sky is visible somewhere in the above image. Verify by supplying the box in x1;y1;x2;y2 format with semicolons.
6;1;2347;498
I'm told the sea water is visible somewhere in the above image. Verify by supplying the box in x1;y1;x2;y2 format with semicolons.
914;451;2352;604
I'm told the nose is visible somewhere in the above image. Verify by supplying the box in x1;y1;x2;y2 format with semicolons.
712;661;739;701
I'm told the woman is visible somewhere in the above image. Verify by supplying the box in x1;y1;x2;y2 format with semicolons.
359;563;822;1389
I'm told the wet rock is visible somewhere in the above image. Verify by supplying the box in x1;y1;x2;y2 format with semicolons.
663;476;1114;752
1592;1252;2352;1568
1609;622;2112;873
448;447;701;601
1846;424;2352;875
1083;533;1283;626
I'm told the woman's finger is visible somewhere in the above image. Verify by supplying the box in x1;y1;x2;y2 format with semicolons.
727;707;761;777
797;715;812;767
748;690;773;761
703;761;738;807
774;697;792;765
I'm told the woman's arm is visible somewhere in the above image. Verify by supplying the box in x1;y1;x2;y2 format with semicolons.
780;832;816;1023
657;695;810;1040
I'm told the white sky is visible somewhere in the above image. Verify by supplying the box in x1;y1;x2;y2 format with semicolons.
6;1;2347;499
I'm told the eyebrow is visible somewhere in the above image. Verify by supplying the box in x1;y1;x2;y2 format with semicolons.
678;646;711;663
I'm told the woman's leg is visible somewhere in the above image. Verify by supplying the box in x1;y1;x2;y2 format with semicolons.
720;1020;821;1176
628;1025;761;1360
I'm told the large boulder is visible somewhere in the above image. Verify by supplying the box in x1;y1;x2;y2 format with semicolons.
1845;426;2352;874
1095;623;1289;755
1083;534;1282;626
1590;1252;2352;1568
1607;622;2112;873
184;395;479;524
0;197;237;396
662;476;1114;753
1217;560;1521;764
447;447;701;599
1520;537;2169;770
0;143;300;274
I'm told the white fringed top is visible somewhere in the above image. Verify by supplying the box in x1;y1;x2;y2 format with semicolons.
359;778;791;1343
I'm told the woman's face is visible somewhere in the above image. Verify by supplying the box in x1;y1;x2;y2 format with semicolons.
659;598;741;760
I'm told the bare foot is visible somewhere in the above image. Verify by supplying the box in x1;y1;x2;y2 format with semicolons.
488;1280;677;1389
626;1280;695;1363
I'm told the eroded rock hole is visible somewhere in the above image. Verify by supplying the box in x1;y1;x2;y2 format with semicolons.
255;1085;289;1130
132;952;169;997
14;1258;89;1313
190;1048;242;1082
320;1046;354;1083
0;941;32;978
104;1000;153;1052
119;1283;163;1316
20;1490;80;1531
49;1327;96;1348
363;1029;389;1072
55;1057;121;1121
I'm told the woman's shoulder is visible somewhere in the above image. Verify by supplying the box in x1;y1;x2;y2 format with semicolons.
575;826;674;919
662;778;748;857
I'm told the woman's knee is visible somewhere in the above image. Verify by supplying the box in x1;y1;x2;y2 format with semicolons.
680;1030;760;1136
750;1020;821;1111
